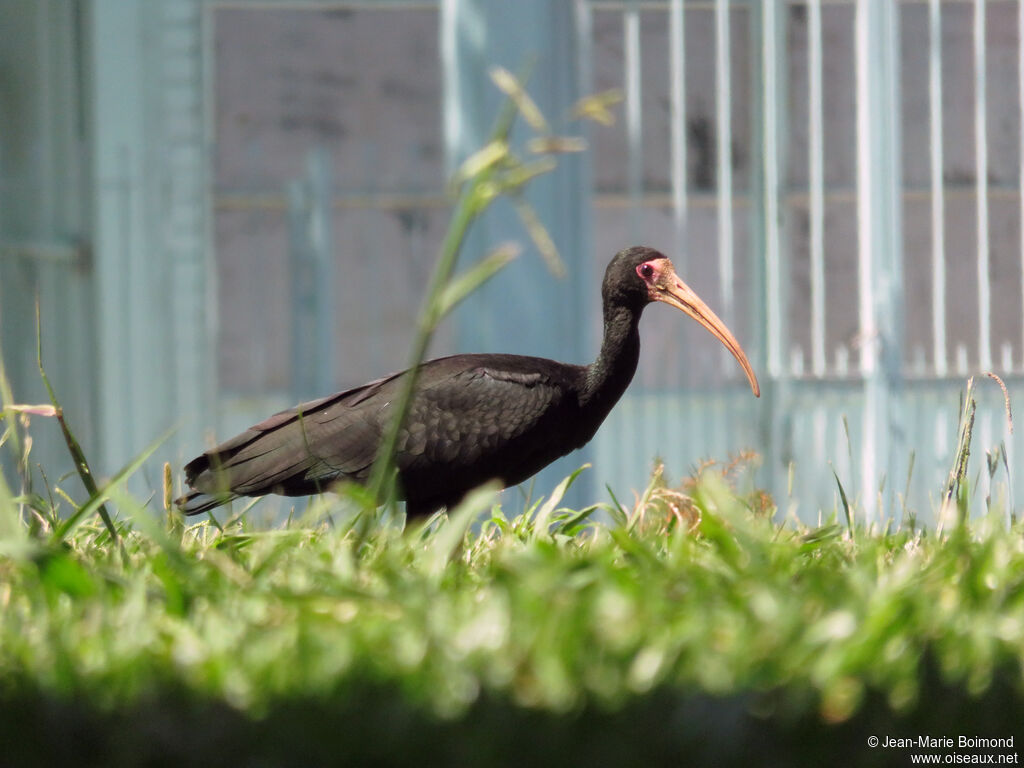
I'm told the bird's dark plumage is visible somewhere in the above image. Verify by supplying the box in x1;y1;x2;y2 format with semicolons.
177;246;759;516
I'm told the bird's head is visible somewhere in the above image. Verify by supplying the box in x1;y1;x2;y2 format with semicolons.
605;246;760;397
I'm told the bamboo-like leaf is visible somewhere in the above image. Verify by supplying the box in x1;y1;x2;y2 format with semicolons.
470;180;502;213
527;136;587;155
453;140;509;187
435;244;519;320
367;73;567;519
512;197;564;278
569;88;623;126
490;67;549;132
499;157;558;194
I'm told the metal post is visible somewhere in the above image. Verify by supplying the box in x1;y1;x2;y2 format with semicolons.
715;0;734;345
974;0;991;372
929;0;947;377
288;147;336;403
750;0;790;499
440;0;592;506
855;0;903;523
808;0;826;379
669;0;687;270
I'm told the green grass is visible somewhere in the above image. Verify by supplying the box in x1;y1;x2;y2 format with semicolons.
0;441;1023;765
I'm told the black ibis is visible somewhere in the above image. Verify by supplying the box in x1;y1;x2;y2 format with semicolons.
176;246;759;517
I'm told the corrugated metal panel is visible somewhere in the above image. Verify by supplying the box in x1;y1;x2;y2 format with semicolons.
0;0;95;490
579;0;1016;524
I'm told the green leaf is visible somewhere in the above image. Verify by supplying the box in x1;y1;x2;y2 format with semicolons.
451;139;509;187
554;503;602;536
421;482;500;578
53;433;167;543
832;465;855;540
532;465;589;540
511;196;564;277
434;244;519;321
569;88;623;125
605;484;628;528
489;66;549;132
38;551;96;598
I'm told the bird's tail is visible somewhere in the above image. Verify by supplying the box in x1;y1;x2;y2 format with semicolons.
174;490;237;516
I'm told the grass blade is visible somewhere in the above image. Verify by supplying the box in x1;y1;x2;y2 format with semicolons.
531;464;590;540
36;299;121;545
605;484;628;528
435;243;519;319
831;464;855;540
53;433;167;543
422;481;500;578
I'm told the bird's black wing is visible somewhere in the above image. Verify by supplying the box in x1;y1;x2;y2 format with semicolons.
394;356;584;504
397;364;569;466
181;354;583;512
183;369;406;500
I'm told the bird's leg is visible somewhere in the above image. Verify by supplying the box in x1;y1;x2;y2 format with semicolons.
404;498;446;520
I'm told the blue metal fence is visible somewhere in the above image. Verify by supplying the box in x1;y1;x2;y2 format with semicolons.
2;0;1021;523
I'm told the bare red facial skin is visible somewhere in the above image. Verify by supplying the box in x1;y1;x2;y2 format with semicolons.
635;258;674;301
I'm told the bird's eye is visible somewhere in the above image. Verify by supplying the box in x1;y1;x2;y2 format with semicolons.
637;263;654;279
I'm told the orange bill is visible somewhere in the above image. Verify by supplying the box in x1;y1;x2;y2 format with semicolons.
651;260;760;398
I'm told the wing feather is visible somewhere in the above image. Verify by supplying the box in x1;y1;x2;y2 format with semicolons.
180;353;583;513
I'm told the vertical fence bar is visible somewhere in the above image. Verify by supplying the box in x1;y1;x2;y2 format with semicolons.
715;0;734;341
808;0;826;378
763;0;782;380
855;0;877;523
440;0;460;176
624;3;642;239
856;1;876;382
1020;0;1024;371
623;2;647;462
929;0;947;377
854;0;903;524
754;0;790;504
669;0;687;270
975;0;991;372
288;147;335;403
576;0;593;108
666;0;694;503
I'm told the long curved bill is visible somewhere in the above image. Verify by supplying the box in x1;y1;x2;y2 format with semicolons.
653;264;761;398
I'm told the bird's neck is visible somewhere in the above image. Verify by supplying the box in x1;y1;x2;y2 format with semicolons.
582;304;641;412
